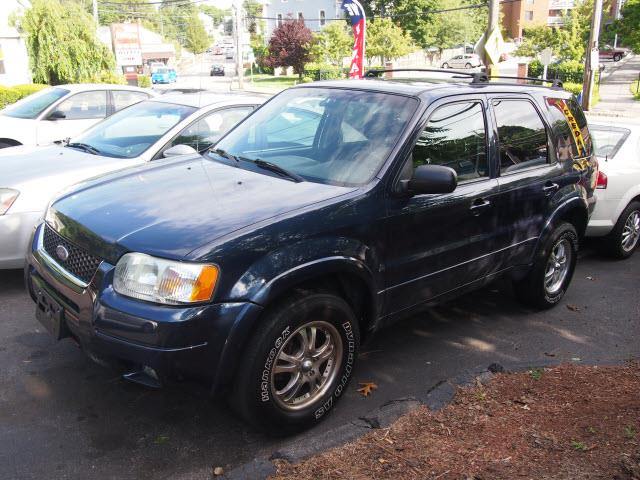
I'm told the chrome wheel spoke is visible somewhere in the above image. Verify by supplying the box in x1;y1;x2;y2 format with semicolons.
274;362;298;374
544;238;572;295
281;375;305;403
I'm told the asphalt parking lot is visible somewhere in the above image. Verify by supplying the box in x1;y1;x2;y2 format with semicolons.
1;248;638;480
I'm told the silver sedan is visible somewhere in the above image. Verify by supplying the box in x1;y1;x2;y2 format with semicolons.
0;92;264;269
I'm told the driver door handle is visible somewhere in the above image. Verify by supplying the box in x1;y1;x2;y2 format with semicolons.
470;198;491;216
543;182;560;196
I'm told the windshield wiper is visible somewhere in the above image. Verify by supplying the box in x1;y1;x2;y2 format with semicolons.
66;142;101;156
212;148;239;163
251;159;305;183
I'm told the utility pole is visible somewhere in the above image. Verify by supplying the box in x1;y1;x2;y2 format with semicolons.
484;0;500;76
92;0;99;27
234;0;244;90
581;0;603;111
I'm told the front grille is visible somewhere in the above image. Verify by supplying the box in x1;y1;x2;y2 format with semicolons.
43;225;102;284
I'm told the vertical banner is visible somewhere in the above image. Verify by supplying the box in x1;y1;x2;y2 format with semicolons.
341;0;366;79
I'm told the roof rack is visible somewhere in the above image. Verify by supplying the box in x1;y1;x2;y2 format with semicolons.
364;68;488;83
363;68;563;89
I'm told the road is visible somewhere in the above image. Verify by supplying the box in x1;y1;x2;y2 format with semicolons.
1;247;638;479
153;52;235;94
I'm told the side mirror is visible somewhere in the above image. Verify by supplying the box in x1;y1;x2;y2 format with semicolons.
162;144;198;158
47;110;66;120
407;164;457;195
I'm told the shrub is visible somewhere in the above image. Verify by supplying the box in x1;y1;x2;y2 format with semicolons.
562;81;583;95
0;84;48;109
301;76;314;83
137;75;151;88
90;71;127;85
303;62;345;81
528;59;584;83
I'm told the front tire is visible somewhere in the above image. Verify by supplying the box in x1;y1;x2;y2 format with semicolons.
230;291;360;434
514;222;578;309
442;63;449;69
614;53;622;62
465;62;473;69
600;201;640;259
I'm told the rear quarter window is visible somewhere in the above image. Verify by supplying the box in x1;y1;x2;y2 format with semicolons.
546;97;592;159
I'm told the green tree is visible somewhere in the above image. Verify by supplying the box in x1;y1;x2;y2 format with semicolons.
243;0;263;36
430;0;486;49
200;4;230;26
14;0;116;85
310;22;352;66
185;14;210;53
366;17;413;64
617;0;640;52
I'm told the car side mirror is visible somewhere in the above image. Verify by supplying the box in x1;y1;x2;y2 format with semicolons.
47;110;66;121
162;144;198;158
407;165;458;195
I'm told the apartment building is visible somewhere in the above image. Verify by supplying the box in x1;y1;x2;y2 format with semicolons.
262;0;344;39
502;0;576;39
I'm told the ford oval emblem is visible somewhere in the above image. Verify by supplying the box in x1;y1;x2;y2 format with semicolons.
55;245;69;262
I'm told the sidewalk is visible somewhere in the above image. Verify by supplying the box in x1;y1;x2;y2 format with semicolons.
590;54;640;118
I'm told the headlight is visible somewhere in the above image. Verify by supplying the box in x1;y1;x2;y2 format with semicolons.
0;188;19;215
114;253;219;305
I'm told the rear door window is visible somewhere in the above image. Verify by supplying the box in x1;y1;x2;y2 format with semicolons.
493;99;549;174
56;91;108;120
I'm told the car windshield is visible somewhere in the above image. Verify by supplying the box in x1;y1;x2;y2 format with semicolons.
68;100;196;159
1;87;70;119
590;126;630;159
211;87;418;186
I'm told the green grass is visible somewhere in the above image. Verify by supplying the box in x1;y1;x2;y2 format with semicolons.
250;74;299;88
528;368;544;380
631;80;640;100
571;440;588;451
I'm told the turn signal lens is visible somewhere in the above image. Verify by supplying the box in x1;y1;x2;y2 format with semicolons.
114;253;219;305
596;171;608;189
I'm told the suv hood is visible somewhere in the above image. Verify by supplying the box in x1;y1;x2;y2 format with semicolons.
49;156;357;262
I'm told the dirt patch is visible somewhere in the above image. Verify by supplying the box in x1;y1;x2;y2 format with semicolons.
271;363;640;480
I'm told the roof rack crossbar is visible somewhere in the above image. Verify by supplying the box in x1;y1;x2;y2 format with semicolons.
364;68;487;83
486;75;563;88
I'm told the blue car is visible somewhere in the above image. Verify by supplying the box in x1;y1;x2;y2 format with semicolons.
26;72;597;434
151;68;177;84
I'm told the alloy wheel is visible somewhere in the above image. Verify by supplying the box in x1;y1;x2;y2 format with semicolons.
544;238;572;295
270;321;343;411
621;210;640;253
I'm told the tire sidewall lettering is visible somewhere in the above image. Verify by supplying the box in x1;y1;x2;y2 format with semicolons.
260;326;290;402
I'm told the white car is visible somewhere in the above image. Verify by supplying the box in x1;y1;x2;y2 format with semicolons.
441;54;483;69
0;92;264;268
0;84;154;149
586;119;640;258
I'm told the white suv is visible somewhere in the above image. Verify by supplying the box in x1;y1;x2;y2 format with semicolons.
0;84;154;149
441;54;483;69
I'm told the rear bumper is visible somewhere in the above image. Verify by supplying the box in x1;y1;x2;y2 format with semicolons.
25;223;263;388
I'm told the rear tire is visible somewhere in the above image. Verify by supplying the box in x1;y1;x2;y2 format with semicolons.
613;53;622;62
599;201;640;259
514;222;578;309
465;63;473;69
230;291;360;435
442;63;449;69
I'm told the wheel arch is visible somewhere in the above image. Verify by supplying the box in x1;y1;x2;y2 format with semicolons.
536;197;589;254
211;257;380;395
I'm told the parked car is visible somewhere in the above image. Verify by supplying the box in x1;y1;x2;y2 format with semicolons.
585;119;640;258
441;54;483;69
210;64;225;76
0;84;153;149
599;45;630;62
25;74;596;433
225;48;234;60
151;68;177;84
0;93;263;269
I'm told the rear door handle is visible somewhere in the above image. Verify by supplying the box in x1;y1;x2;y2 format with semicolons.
542;182;560;196
470;198;491;215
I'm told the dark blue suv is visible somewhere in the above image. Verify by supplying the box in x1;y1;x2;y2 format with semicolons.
26;74;597;432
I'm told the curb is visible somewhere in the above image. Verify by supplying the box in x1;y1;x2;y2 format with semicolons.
223;358;630;480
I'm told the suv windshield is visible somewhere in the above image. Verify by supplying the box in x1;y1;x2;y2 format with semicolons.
1;87;70;119
68;100;195;159
212;87;418;186
590;126;630;159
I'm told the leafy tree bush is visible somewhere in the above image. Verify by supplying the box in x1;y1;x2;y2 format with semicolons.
617;0;640;52
137;75;152;88
14;0;116;85
529;59;584;83
366;18;413;64
303;62;346;80
265;18;314;79
310;23;352;66
185;14;210;54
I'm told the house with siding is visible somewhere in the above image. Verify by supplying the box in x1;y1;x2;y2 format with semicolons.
262;0;345;39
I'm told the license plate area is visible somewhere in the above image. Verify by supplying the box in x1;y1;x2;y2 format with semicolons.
35;288;68;340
